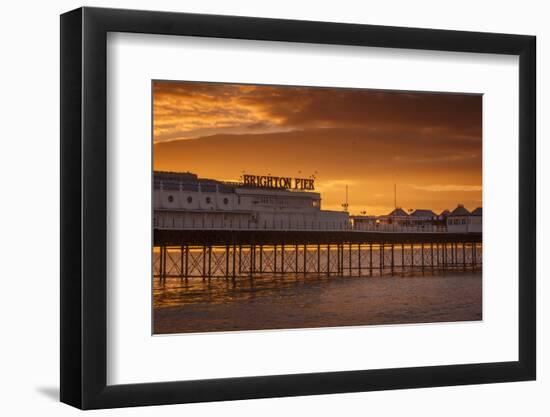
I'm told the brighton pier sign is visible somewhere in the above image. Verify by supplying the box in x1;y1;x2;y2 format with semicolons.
243;174;315;191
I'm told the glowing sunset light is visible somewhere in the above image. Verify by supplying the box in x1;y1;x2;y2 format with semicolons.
153;81;482;215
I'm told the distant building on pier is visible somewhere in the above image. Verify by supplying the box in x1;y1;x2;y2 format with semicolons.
377;207;410;227
469;207;483;233
376;207;443;231
350;215;377;231
447;204;482;233
409;209;437;228
351;205;481;233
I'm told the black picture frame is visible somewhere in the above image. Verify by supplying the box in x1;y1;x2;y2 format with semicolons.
60;6;536;410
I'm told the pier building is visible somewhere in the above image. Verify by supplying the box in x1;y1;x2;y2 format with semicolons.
350;215;378;231
154;171;349;231
447;204;482;233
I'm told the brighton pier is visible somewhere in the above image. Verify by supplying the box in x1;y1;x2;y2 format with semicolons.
153;171;482;281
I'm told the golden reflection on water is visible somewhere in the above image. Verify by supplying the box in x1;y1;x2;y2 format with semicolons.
153;270;475;309
153;271;483;334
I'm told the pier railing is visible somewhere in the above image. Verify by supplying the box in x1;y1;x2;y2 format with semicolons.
155;214;455;233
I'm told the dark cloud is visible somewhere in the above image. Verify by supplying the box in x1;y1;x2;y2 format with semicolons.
154;81;482;142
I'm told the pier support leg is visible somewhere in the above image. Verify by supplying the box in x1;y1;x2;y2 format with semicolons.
159;245;164;283
303;244;307;276
180;245;184;281
164;246;168;282
238;245;242;275
421;243;424;272
401;243;405;272
248;245;254;278
462;242;466;270
391;244;394;275
349;242;352;276
225;244;230;279
341;244;345;275
253;244;256;274
201;246;206;281
358;244;361;276
232;243;236;280
185;245;189;281
327;244;331;276
380;243;384;274
208;245;212;280
317;244;321;275
451;243;458;269
369;243;373;276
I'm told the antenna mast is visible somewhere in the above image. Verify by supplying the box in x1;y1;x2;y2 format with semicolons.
342;185;349;212
394;183;397;209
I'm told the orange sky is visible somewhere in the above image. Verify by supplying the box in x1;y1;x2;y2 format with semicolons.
153;81;482;215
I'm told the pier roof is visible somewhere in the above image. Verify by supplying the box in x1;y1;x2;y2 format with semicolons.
410;209;436;217
471;207;483;216
450;204;471;216
388;208;409;217
154;171;236;193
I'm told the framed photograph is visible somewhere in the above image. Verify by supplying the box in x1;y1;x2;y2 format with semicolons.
60;7;536;409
